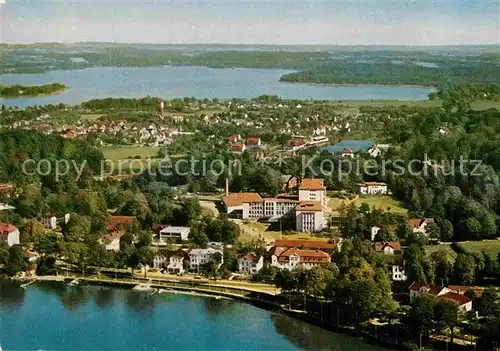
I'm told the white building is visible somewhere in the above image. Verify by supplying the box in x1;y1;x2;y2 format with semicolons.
0;223;20;247
358;182;388;195
159;226;190;242
371;226;381;241
167;252;187;274
188;248;223;271
102;231;125;252
295;202;325;232
410;218;435;236
392;265;408;281
269;247;331;270
236;253;264;275
43;215;57;229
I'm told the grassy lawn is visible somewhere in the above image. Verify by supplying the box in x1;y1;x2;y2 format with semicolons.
425;243;457;259
236;219;320;244
329;99;499;113
100;146;160;160
460;240;500;259
328;195;407;214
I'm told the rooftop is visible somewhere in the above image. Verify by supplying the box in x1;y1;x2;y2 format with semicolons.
296;201;322;212
223;192;263;207
299;178;325;190
274;239;337;250
320;140;375;153
160;226;190;233
0;222;18;236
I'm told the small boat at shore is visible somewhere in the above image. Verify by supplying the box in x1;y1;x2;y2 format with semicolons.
133;283;158;294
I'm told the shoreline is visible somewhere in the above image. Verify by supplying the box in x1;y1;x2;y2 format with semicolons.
14;275;404;350
281;81;436;89
0;88;67;99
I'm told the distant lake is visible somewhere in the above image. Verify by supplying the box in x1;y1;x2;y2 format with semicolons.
0;281;389;351
0;66;433;108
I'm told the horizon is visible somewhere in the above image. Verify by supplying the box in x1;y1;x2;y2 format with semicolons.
1;0;499;46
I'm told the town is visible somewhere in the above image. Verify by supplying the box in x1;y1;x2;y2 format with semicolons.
1;87;500;350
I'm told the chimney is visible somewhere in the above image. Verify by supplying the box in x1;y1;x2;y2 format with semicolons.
225;177;229;196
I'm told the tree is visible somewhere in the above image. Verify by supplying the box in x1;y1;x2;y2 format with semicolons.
6;245;27;276
136;246;154;278
304;266;335;297
409;294;436;348
440;219;454;242
453;253;476;285
430;250;453;285
435;300;459;345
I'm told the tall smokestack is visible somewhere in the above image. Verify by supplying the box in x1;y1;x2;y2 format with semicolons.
157;99;164;120
225;177;229;196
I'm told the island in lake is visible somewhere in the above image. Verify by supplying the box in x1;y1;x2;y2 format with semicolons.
0;82;66;98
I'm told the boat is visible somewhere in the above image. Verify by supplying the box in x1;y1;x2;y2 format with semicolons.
133;283;158;294
67;279;80;287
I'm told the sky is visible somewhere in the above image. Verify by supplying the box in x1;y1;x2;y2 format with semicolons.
1;0;499;45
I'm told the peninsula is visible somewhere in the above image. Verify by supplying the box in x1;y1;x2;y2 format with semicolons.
0;83;66;98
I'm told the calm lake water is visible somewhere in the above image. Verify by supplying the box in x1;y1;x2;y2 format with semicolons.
0;66;432;108
0;281;388;351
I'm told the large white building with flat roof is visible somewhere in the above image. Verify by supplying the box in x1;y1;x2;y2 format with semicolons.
223;178;328;233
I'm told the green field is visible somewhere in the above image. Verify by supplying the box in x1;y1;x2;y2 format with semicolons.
460;240;500;259
100;146;160;160
425;240;500;260
328;195;407;214
425;243;457;258
328;99;500;112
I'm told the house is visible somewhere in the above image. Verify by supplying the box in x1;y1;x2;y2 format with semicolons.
409;282;473;311
438;126;449;135
106;216;135;232
0;223;20;247
0;183;14;196
392;265;407;281
269;247;331;270
439;292;473;311
236;253;264;275
23;251;40;263
358;182;388;195
307;136;329;147
159;226;190;242
341;148;354;158
228;134;241;143
42;213;69;230
273;239;339;253
374;242;401;255
188;248;223;272
284;138;307;152
409;218;435;236
409;282;449;301
155;250;189;273
229;143;246;153
42;215;57;229
102;230;125;251
371;226;381;241
246;137;262;149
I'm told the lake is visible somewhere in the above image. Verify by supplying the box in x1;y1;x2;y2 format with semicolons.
0;66;433;108
0;281;388;351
